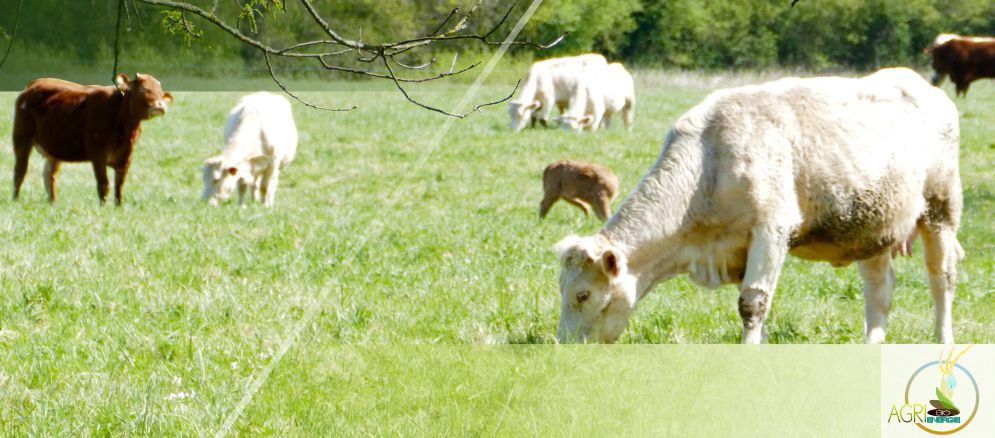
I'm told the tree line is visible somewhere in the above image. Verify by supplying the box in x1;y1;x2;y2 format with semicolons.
2;0;995;75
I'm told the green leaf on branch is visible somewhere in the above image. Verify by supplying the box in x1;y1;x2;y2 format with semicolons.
160;10;202;46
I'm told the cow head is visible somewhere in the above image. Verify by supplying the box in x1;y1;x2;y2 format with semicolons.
554;235;637;343
508;100;541;132
202;157;244;205
558;114;594;132
116;73;173;119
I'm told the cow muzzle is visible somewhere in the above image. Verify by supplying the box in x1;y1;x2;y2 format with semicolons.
149;101;168;117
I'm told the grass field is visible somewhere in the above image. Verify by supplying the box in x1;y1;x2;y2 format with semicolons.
0;70;992;434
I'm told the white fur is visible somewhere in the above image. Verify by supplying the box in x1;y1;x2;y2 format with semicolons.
930;33;995;49
202;92;298;207
559;62;636;132
556;68;963;344
508;54;607;131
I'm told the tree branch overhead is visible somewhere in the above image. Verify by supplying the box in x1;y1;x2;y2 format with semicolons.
117;0;563;116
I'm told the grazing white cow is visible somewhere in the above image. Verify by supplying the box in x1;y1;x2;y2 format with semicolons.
508;54;607;131
557;68;605;133
202;92;298;207
554;68;963;345
559;62;636;132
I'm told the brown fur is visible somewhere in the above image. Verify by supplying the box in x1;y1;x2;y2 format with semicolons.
539;160;618;221
12;73;172;205
927;38;995;96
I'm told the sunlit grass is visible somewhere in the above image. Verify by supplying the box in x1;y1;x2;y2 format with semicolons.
0;71;991;434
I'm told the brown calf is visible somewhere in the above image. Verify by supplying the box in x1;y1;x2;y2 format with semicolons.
539;160;618;221
12;73;172;205
926;34;995;96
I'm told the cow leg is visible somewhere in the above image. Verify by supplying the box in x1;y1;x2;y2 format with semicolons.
554;102;568;127
113;164;130;207
564;198;591;216
623;100;635;131
260;167;280;208
237;179;249;207
953;76;971;97
739;224;789;344
586;112;603;133
857;252;894;344
919;225;961;344
537;100;555;128
11;135;32;201
91;158;110;204
538;195;558;220
959;82;971;97
42;157;62;203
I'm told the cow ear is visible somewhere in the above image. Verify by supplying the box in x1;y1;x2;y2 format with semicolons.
600;249;622;278
227;167;238;176
114;73;130;90
526;100;541;111
162;92;173;103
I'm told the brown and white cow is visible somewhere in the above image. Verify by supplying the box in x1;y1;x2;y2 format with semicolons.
12;73;172;205
925;33;995;96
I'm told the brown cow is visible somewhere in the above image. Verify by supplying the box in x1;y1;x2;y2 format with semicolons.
12;73;172;205
539;160;618;221
925;33;995;96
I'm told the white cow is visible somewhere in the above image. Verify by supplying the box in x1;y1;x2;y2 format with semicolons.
557;68;605;133
202;92;298;207
554;68;963;345
559;62;636;132
600;63;635;130
508;54;607;131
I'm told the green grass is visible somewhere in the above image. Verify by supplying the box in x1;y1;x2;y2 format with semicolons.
0;70;991;435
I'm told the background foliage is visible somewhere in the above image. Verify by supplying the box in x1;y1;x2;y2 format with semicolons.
3;0;995;81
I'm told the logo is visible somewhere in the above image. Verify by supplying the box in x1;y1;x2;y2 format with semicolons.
888;346;979;435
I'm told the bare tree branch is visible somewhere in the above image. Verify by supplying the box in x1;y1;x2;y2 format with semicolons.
316;56;481;83
296;0;367;50
113;0;126;94
130;0;146;31
429;8;460;37
263;51;356;112
134;0;562;58
392;56;434;70
382;0;562;51
382;54;520;119
109;0;563;115
0;0;24;70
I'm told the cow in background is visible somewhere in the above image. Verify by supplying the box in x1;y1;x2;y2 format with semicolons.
12;73;172;205
202;92;298;208
925;33;995;96
507;54;607;131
